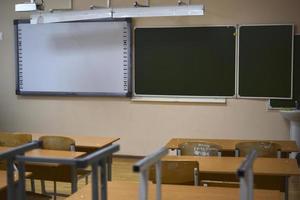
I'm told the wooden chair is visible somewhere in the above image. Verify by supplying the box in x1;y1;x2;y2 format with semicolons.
178;142;240;187
0;133;32;147
39;136;75;151
149;161;199;185
235;141;281;158
178;141;222;156
27;136;90;199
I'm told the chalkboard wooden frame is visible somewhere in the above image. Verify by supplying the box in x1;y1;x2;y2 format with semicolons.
133;25;237;100
237;24;294;100
14;18;132;97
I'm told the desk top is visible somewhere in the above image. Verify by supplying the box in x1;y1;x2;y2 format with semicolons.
0;146;85;159
25;149;85;159
0;147;10;154
65;181;281;200
163;156;300;176
1;146;85;168
29;133;120;148
166;138;299;153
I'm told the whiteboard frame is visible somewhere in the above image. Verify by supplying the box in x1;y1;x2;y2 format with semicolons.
132;25;238;101
14;18;132;97
237;24;294;100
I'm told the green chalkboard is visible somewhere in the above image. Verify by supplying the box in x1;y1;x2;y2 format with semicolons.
238;25;293;98
134;26;236;97
270;35;300;108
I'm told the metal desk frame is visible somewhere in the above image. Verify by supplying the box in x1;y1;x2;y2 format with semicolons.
236;150;257;200
16;144;119;200
1;141;119;200
0;141;41;200
133;147;169;200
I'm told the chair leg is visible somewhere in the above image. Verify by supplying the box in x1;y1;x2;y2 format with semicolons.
53;181;57;200
30;178;35;192
41;180;46;194
85;176;89;185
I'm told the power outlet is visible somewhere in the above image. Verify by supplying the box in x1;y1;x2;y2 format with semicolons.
0;32;3;41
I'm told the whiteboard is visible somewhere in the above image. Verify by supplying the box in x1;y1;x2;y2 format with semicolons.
15;20;131;96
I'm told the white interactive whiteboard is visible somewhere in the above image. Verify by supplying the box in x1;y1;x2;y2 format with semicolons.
15;19;131;96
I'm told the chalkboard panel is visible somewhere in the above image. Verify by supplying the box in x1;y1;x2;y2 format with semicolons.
15;19;131;96
270;35;300;108
134;26;236;97
238;25;293;99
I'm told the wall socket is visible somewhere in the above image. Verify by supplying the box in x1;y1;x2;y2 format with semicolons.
0;32;3;41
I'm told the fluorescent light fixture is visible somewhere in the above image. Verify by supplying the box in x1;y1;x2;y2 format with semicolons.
15;2;37;12
113;5;204;18
30;9;112;24
29;4;204;24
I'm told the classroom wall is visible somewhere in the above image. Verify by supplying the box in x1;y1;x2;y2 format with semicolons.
0;0;299;155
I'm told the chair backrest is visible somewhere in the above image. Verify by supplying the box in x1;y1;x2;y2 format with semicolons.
178;141;221;156
149;161;199;185
0;133;32;147
39;136;75;151
235;142;281;158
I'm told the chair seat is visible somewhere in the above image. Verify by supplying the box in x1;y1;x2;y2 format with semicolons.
77;168;91;179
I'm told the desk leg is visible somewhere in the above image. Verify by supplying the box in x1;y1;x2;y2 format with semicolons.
71;166;78;193
17;161;26;200
235;149;239;157
140;170;149;200
107;155;112;181
100;160;108;200
176;149;181;156
6;158;15;200
285;176;289;200
91;163;99;200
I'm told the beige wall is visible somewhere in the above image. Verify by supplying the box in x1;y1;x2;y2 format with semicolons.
0;0;299;155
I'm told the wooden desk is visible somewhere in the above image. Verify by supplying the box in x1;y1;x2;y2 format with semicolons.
23;149;86;194
29;133;120;149
163;156;300;200
7;131;119;180
25;149;85;160
65;181;281;200
30;132;119;180
1;146;84;176
163;156;300;176
0;145;85;198
1;147;85;166
166;138;299;154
